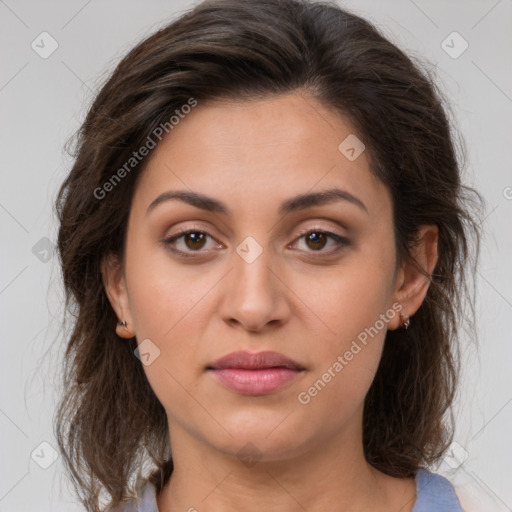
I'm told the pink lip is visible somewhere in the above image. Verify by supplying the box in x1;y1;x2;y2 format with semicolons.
207;351;305;396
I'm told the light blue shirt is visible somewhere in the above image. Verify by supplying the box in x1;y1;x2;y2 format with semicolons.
117;469;463;511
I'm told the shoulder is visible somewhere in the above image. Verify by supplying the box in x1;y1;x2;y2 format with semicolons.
108;479;159;512
413;469;464;512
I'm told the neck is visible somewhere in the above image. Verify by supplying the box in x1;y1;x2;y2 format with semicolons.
156;419;416;512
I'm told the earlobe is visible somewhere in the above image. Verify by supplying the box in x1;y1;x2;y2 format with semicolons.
101;253;136;338
388;224;439;331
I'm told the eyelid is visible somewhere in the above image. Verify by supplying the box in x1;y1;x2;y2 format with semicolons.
288;226;351;254
162;223;350;258
293;224;346;240
162;225;222;254
165;220;347;241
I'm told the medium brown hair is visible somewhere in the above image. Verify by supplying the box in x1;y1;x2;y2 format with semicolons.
54;0;482;510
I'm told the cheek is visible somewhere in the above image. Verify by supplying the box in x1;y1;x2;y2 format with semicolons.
123;243;210;400
293;283;391;441
126;272;209;395
291;253;395;417
125;238;211;340
297;251;395;354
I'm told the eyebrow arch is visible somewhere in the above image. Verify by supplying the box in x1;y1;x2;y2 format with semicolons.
145;188;368;217
278;188;368;216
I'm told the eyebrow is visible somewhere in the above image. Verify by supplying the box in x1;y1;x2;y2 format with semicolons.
145;188;368;217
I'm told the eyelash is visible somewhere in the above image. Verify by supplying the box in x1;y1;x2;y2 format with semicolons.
162;226;350;258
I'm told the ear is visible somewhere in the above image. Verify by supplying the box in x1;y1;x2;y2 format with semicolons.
388;224;439;330
101;252;136;339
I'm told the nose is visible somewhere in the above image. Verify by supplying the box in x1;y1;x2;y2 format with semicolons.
219;244;290;333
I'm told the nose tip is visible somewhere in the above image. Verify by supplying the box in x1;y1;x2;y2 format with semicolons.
220;250;289;333
230;316;280;332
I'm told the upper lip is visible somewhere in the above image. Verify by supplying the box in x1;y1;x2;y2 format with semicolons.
208;350;304;371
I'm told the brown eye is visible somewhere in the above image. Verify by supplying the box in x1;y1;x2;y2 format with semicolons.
304;231;328;251
293;229;349;254
163;230;220;257
182;232;207;250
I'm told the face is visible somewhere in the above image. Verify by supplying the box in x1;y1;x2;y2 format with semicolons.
103;92;435;463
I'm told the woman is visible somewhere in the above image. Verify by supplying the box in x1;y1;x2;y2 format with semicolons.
54;0;481;510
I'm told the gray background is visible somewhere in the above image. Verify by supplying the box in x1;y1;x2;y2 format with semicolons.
1;0;511;510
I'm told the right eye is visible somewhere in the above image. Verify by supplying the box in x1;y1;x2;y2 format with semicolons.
162;229;223;257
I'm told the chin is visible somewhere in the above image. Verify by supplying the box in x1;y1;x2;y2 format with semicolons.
201;411;317;463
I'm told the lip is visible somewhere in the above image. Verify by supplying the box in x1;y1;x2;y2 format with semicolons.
207;350;305;396
209;350;304;371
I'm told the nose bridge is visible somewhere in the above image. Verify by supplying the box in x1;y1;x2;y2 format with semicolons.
220;234;285;330
233;235;275;302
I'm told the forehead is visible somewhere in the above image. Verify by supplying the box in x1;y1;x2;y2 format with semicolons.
131;92;391;220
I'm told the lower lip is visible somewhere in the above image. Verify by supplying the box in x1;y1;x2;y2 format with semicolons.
209;368;302;395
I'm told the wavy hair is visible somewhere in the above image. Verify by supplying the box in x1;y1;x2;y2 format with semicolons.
54;0;482;510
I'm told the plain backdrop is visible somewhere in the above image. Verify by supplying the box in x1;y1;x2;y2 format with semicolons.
1;0;511;511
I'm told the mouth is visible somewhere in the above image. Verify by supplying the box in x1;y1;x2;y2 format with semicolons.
206;350;305;396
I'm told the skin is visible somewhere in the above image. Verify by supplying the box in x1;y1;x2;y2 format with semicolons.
102;91;438;512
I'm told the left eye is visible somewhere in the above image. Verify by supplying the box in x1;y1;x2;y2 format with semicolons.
292;229;348;253
163;229;348;256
